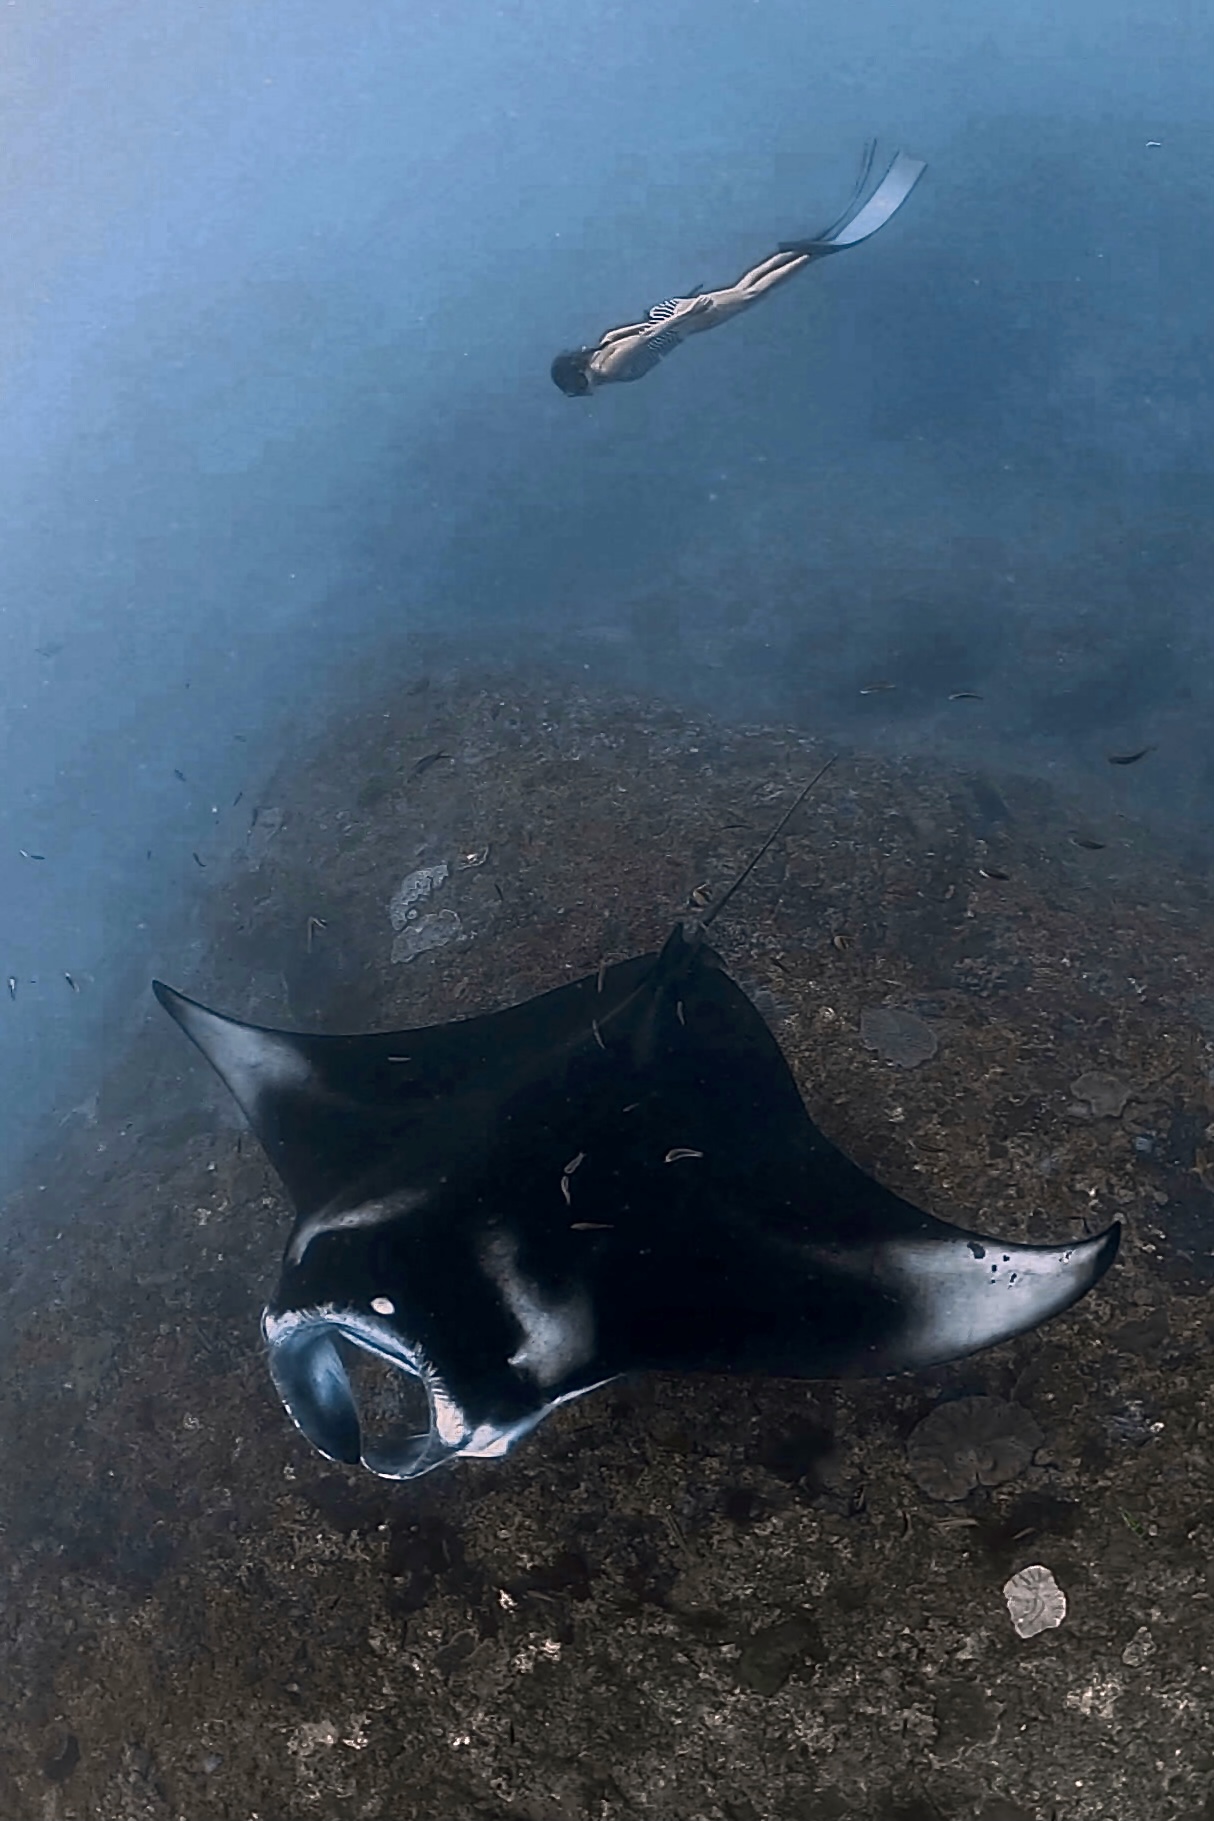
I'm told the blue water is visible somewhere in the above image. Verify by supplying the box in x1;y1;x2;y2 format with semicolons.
2;0;1212;1186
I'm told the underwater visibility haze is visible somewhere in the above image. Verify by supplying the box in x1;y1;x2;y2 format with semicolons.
2;0;1214;1176
1;1;1213;1817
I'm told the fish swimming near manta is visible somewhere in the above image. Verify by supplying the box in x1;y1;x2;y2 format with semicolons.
154;772;1119;1482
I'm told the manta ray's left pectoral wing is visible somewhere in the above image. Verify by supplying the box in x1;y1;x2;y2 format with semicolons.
151;959;659;1220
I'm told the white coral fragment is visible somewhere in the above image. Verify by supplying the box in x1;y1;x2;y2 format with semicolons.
391;908;462;964
1003;1563;1066;1638
389;863;449;930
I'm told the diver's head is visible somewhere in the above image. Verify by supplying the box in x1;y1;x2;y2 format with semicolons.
550;349;595;397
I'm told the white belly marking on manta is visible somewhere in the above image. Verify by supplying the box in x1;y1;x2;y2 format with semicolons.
481;1231;595;1389
287;1186;430;1267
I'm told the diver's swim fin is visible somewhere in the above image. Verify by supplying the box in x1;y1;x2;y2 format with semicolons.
812;137;878;243
780;147;926;256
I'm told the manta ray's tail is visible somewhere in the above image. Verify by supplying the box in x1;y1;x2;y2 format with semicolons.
694;755;836;937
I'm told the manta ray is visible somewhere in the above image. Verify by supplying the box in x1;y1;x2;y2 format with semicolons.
154;777;1119;1481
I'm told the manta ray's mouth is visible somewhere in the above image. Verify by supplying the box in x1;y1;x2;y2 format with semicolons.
262;1307;465;1480
338;1334;434;1451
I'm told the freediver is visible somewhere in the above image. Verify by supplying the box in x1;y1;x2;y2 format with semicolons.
550;144;926;397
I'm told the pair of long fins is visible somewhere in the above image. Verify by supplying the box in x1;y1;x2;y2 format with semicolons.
778;139;927;257
677;142;924;299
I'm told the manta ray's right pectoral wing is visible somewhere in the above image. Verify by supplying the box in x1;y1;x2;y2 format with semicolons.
851;1218;1121;1374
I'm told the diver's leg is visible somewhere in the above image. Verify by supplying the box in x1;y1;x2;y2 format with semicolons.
733;249;814;292
736;250;816;297
678;257;812;334
675;251;818;337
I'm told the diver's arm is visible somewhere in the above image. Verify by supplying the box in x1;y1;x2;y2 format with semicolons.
587;336;646;381
597;319;654;346
598;297;710;347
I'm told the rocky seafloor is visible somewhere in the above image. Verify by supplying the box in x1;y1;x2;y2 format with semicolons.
1;670;1211;1821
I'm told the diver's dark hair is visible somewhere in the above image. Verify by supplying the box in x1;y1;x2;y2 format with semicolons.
550;349;594;397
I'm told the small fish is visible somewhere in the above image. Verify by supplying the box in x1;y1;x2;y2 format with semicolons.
410;751;450;778
859;681;896;695
1146;140;1161;148
948;691;983;701
18;849;45;861
1069;836;1106;851
1107;746;1155;766
689;883;713;910
570;1222;614;1232
174;768;188;783
977;866;1010;881
232;790;244;808
64;973;79;992
664;1147;704;1163
387;1055;412;1064
832;934;851;952
6;977;15;1001
192;852;206;868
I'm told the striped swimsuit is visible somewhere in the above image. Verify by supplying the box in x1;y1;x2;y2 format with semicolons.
613;297;693;383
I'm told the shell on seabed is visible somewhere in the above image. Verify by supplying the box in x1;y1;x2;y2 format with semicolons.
1003;1564;1067;1638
